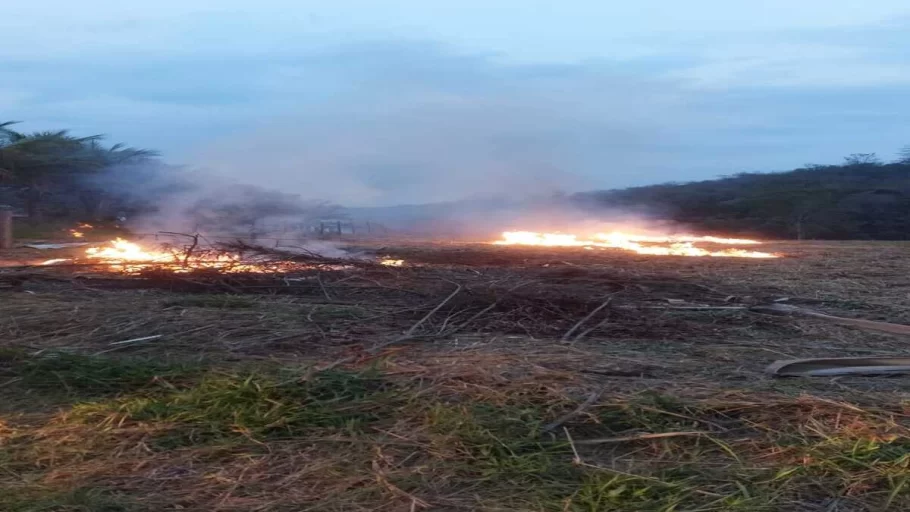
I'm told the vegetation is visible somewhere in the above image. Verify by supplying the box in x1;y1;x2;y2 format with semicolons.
4;241;910;509
576;151;910;240
0;121;157;221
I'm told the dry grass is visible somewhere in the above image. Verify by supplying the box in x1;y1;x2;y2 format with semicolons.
2;240;910;510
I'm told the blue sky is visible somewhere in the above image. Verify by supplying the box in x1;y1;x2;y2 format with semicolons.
3;1;910;205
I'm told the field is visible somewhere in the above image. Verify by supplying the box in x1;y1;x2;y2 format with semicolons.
2;239;910;511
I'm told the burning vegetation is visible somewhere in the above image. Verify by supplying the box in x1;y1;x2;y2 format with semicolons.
494;230;780;258
37;227;780;275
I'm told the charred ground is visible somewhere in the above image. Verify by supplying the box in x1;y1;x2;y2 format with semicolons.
2;240;910;511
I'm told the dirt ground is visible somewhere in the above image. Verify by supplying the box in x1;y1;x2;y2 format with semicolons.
2;240;910;511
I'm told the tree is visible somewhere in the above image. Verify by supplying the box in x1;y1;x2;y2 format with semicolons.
0;122;158;220
898;145;910;164
843;153;881;166
74;141;159;220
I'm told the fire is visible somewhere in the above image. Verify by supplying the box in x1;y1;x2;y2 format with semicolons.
380;258;405;267
39;238;365;273
68;223;94;238
493;231;779;258
85;238;176;263
40;258;71;266
80;238;267;272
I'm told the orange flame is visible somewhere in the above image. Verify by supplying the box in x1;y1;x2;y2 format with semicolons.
38;238;356;273
493;231;779;258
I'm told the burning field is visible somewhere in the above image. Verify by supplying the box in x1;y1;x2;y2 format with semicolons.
2;233;910;511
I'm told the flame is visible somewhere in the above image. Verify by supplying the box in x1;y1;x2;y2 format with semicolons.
85;238;176;263
46;238;358;273
493;231;779;258
68;223;94;238
40;258;71;266
380;259;405;267
81;238;267;272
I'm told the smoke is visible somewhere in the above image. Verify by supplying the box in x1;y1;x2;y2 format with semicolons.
90;42;695;238
179;43;688;210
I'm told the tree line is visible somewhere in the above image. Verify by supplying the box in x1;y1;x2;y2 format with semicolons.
575;150;910;240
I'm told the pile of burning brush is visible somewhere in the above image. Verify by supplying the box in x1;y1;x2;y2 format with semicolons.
38;236;403;274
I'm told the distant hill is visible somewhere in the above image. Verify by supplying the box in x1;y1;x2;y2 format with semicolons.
574;162;910;240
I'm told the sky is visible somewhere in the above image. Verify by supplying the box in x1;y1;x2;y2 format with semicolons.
2;1;910;206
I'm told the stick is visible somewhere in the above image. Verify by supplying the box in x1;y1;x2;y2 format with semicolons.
399;283;463;340
542;385;608;432
564;427;582;465
315;273;332;301
109;334;163;346
317;282;464;372
573;316;611;342
561;297;613;342
443;281;530;336
573;431;707;445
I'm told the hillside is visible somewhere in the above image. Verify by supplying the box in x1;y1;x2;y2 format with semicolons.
575;162;910;240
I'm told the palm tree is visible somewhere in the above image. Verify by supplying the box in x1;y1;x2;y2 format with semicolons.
76;141;160;219
0;122;159;220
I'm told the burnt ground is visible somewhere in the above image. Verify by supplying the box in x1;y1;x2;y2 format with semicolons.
2;240;910;511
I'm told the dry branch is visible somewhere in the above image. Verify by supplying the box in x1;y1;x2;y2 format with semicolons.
561;297;613;342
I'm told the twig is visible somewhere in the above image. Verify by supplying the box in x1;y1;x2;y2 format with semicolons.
564;427;582;465
317;282;464;372
574;431;707;445
183;234;200;267
542;384;608;432
573;316;612;342
399;282;463;340
561;297;613;342
315;273;332;301
443;281;531;336
109;334;164;346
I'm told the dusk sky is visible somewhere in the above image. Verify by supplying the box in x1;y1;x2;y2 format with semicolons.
3;1;910;206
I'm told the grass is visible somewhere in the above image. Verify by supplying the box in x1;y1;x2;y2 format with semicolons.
0;487;139;512
162;295;258;309
4;241;910;509
5;365;909;510
0;351;197;398
73;368;396;446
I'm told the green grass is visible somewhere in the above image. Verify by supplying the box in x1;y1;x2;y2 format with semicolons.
0;352;197;397
6;364;910;510
73;368;399;446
